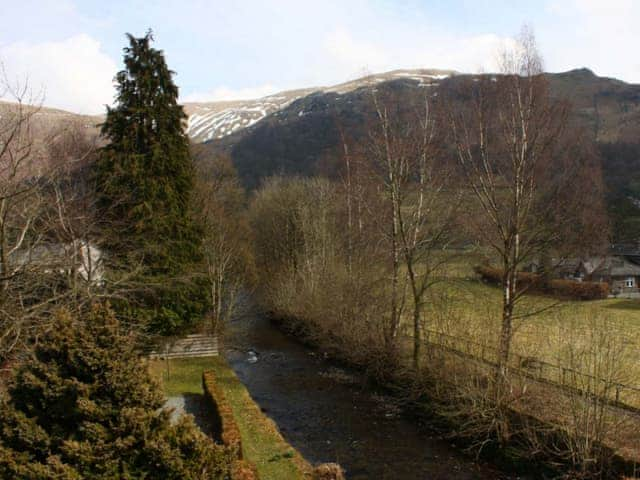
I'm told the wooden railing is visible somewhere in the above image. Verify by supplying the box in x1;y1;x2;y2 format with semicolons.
411;329;640;413
145;334;219;359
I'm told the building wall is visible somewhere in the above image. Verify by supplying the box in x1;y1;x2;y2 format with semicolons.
610;276;640;298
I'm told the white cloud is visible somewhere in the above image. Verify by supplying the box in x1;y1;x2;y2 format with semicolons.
313;27;515;84
543;0;640;82
323;28;390;74
0;34;117;114
182;84;280;103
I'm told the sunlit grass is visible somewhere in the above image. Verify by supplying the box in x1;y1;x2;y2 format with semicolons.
149;356;312;480
413;275;640;405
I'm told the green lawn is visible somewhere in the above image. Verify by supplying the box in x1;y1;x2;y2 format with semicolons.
149;356;312;480
149;356;216;396
415;275;640;406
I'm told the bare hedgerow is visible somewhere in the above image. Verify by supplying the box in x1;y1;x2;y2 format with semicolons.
249;176;395;374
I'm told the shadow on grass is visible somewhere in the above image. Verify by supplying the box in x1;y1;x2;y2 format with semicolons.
183;393;218;439
603;300;640;311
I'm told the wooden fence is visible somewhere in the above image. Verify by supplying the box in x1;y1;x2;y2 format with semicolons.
145;334;219;359
412;329;640;414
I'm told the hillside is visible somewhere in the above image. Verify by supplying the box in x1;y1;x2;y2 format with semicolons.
0;100;101;137
202;68;640;184
2;67;639;240
197;68;640;241
4;67;638;149
184;89;317;142
546;68;640;143
183;69;454;142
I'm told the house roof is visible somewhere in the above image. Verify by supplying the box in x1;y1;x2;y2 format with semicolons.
584;256;640;277
611;243;640;256
611;260;640;277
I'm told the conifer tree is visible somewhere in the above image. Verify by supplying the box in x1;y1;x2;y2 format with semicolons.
0;305;231;479
95;32;208;332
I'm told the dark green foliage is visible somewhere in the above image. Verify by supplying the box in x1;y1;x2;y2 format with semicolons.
126;276;211;336
599;142;640;242
0;304;231;479
95;32;208;332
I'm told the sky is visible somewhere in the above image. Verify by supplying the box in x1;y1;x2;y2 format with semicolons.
1;0;638;114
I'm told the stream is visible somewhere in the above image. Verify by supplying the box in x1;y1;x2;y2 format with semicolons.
225;312;523;480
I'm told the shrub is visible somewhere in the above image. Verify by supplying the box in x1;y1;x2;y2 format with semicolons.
0;304;231;479
474;265;609;300
202;371;244;458
231;460;259;480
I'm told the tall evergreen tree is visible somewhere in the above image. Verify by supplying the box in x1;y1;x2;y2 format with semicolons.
96;32;208;333
98;31;198;270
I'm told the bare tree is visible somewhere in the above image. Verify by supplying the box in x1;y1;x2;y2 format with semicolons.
44;121;104;302
0;72;119;365
0;72;47;361
0;71;84;364
368;89;458;366
446;27;601;387
193;150;254;333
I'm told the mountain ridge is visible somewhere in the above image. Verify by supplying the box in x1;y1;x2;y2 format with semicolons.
3;66;637;146
2;67;639;240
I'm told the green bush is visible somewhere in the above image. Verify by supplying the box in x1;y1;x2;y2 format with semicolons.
0;304;231;479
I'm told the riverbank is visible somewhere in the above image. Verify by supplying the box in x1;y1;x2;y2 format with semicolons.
224;312;515;480
265;311;640;479
149;356;312;480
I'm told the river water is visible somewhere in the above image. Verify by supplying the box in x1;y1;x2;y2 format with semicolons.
225;313;520;480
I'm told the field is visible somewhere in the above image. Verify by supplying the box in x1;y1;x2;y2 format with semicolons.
414;259;640;407
149;356;311;480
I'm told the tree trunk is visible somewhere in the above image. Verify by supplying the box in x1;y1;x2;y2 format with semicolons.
496;260;517;406
412;301;421;370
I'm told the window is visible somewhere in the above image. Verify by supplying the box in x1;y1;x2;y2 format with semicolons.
625;277;636;288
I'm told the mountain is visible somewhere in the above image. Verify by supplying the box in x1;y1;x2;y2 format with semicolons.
183;69;454;142
201;68;640;182
195;68;640;241
2;67;639;240
545;68;640;143
184;89;316;142
5;67;638;148
0;100;101;136
0;101;102;175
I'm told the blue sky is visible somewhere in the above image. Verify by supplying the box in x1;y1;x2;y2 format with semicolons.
1;0;638;114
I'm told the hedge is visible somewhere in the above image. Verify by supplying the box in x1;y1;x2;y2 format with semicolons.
231;460;260;480
474;265;609;300
202;371;244;460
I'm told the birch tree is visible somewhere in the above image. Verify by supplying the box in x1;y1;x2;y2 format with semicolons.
447;28;605;397
369;89;457;365
193;152;254;333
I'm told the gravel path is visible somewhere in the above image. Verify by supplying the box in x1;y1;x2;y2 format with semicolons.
165;394;218;438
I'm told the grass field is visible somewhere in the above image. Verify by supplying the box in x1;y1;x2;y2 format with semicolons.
415;271;640;405
149;356;312;480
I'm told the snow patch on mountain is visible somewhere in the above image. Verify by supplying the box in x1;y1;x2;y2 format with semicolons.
183;69;455;143
184;89;315;142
